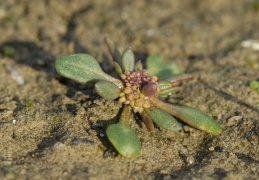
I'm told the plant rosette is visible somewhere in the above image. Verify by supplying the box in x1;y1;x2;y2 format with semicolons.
55;37;222;158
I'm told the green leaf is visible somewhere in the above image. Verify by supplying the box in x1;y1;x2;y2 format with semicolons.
122;48;135;72
94;81;121;100
104;36;121;64
134;60;143;71
3;46;15;56
106;123;141;158
155;87;180;98
158;81;173;91
249;80;259;93
114;62;122;75
144;106;182;131
170;105;222;135
150;98;222;135
55;53;123;87
146;55;180;79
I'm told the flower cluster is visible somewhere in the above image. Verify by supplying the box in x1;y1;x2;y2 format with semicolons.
118;70;158;113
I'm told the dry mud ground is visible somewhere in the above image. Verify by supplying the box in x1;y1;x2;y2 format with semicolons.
0;0;258;179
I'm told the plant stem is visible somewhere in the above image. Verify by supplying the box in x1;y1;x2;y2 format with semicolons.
105;75;124;88
119;105;132;124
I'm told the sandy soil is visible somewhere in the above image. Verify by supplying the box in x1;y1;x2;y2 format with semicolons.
0;0;258;179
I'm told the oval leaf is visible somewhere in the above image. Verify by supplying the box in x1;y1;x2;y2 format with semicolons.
104;36;122;64
146;55;180;79
106;123;141;158
114;62;122;75
134;60;143;71
158;80;172;91
144;106;182;131
122;48;135;72
150;98;222;135
55;53;123;87
95;81;121;100
169;105;222;135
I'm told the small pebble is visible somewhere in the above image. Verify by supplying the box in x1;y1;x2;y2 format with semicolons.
3;64;25;86
227;116;242;126
186;156;195;165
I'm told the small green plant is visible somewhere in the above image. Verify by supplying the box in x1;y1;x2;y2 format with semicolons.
3;45;15;56
249;80;259;93
55;37;222;158
23;99;33;107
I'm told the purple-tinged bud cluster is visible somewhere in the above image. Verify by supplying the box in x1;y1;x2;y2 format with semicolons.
119;70;158;113
120;70;158;89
